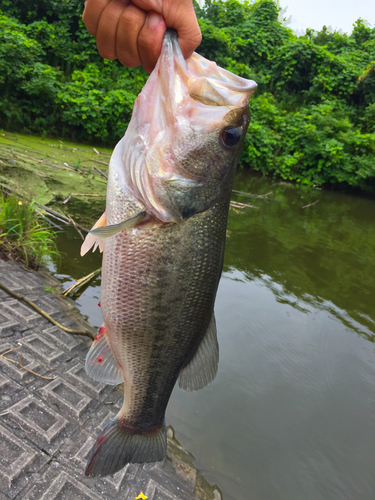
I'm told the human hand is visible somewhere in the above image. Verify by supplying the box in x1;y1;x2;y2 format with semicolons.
82;0;202;73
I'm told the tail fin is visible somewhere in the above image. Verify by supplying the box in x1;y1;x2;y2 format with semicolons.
85;415;166;477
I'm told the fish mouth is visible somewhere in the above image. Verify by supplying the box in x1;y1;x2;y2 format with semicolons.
120;30;257;223
156;29;257;114
164;29;257;108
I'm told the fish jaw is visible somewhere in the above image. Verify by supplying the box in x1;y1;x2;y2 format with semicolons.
113;30;257;223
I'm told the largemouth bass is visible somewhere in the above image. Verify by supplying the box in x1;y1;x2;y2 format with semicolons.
81;30;256;477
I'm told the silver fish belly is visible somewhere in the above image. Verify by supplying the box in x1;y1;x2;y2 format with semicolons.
81;30;256;477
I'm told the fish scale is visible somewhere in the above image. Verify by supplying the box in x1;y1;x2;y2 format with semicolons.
81;30;256;477
100;195;227;433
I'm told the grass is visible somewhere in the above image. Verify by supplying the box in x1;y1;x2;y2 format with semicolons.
0;193;60;269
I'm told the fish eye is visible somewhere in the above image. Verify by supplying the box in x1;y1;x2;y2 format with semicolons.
221;127;242;148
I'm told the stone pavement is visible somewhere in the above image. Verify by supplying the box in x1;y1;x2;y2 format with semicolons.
0;259;222;500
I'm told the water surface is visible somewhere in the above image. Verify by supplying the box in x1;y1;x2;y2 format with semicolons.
53;173;375;500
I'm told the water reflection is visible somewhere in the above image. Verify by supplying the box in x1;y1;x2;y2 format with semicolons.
170;175;375;500
52;173;375;500
53;227;103;328
227;173;375;341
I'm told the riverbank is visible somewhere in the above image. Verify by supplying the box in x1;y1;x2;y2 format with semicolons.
0;258;222;500
0;132;108;229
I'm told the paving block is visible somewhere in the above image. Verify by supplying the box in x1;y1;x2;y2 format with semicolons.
1;300;40;328
0;371;9;389
0;288;11;301
28;294;61;314
22;468;103;500
0;261;206;500
21;335;64;365
0;374;25;412
64;361;108;400
0;393;69;455
0;424;37;486
0;273;33;293
144;478;192;500
0;310;21;338
80;403;117;435
141;460;197;500
0;422;47;499
39;377;93;418
0;343;43;384
41;326;81;353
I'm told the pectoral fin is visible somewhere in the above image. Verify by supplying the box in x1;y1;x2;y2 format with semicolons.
178;313;219;392
80;212;107;256
89;211;147;239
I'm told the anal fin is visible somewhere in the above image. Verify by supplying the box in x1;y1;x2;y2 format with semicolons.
178;313;219;392
85;324;123;385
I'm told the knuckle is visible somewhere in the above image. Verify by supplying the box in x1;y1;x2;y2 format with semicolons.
85;24;98;36
82;15;98;35
121;7;146;32
195;30;203;46
138;32;157;51
97;44;116;60
187;23;203;46
118;53;141;68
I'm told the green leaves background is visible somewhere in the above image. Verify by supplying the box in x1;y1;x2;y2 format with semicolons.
0;0;374;192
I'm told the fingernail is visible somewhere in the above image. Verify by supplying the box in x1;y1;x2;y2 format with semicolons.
147;11;163;28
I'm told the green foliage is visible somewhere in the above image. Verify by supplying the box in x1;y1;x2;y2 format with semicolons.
56;63;146;142
0;10;146;140
244;95;375;191
0;0;374;191
356;62;375;108
269;39;358;101
0;194;59;268
197;19;232;63
197;0;293;70
0;14;61;132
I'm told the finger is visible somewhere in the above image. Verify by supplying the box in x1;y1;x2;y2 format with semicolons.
132;0;201;59
96;0;130;60
168;1;202;60
138;11;166;73
116;4;147;67
176;22;202;61
83;0;111;35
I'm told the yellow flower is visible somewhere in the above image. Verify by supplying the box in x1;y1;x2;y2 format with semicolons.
18;200;23;205
135;494;148;500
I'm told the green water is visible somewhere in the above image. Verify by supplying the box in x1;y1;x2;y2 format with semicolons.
52;173;375;500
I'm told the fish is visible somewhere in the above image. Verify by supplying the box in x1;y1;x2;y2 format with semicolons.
80;29;256;477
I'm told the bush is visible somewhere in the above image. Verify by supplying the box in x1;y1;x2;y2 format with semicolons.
0;194;59;268
0;0;374;191
244;96;375;191
55;63;145;142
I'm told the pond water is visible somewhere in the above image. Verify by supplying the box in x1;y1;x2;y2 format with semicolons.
51;173;375;500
